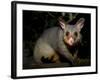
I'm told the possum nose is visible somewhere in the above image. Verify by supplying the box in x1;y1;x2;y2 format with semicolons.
69;37;74;45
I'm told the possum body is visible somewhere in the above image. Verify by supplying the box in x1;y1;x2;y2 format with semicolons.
33;18;85;66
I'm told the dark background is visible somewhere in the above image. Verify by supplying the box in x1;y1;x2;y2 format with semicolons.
23;10;91;69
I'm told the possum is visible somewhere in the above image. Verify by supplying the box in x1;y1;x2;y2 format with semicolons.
33;18;85;66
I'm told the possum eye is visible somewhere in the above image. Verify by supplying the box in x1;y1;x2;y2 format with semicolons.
74;32;78;37
66;31;69;36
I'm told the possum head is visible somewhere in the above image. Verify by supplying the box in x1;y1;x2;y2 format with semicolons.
59;18;85;47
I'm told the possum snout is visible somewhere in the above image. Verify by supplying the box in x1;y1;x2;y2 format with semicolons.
64;36;75;46
68;37;74;46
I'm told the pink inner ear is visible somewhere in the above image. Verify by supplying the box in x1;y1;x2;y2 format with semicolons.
76;23;84;32
76;18;85;31
59;21;65;29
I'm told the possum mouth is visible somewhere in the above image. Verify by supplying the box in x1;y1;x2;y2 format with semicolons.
64;36;75;47
64;36;80;48
66;41;80;48
64;40;80;56
64;39;75;48
63;38;80;53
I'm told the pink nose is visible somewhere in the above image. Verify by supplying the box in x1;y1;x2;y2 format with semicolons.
69;37;74;45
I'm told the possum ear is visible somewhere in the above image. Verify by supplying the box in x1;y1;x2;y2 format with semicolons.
58;17;66;30
75;18;85;32
59;21;66;29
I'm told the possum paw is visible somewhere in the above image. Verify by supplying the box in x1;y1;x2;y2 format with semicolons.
41;56;55;63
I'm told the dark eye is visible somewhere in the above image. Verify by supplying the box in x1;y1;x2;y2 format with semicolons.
74;32;78;37
66;31;69;36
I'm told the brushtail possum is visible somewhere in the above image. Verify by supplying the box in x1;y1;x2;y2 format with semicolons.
33;18;85;66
